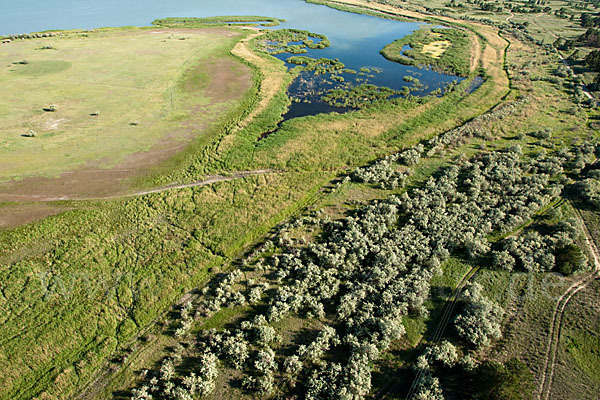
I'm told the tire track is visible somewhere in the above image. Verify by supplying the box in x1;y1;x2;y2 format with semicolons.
402;266;479;400
537;204;600;400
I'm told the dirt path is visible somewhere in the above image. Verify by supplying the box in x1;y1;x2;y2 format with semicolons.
0;170;273;202
214;29;289;154
231;31;286;130
537;204;600;400
469;30;482;73
130;169;273;197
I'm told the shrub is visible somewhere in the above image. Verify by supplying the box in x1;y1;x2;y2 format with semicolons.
454;283;504;349
182;352;218;396
555;244;588;275
428;341;459;367
130;386;152;400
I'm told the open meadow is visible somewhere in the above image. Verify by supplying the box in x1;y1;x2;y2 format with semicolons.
0;27;251;200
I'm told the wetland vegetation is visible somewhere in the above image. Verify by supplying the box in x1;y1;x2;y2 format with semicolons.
381;25;471;77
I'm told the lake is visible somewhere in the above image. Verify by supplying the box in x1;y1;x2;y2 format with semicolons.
1;0;464;119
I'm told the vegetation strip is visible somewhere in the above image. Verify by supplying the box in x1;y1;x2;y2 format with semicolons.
153;16;285;28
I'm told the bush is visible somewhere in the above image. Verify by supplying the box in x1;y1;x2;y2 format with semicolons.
428;341;459;367
454;283;504;349
555;244;587;275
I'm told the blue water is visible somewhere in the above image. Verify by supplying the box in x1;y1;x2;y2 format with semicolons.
1;0;464;119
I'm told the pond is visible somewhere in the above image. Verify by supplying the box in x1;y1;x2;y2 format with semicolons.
1;0;465;120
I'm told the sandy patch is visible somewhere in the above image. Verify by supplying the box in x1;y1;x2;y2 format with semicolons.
422;40;451;59
43;118;66;130
0;203;68;229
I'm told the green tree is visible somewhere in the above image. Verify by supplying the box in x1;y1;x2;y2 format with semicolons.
586;50;600;71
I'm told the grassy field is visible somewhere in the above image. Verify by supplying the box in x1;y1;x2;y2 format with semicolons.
0;27;251;195
549;278;600;399
0;2;514;398
0;14;507;400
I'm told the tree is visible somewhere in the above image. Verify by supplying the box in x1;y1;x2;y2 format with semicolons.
555;244;587;275
159;358;175;382
414;372;445;400
581;13;600;28
254;348;277;374
221;334;249;369
130;386;152;400
580;28;600;47
454;283;504;348
586;50;600;72
492;250;516;271
429;341;459;367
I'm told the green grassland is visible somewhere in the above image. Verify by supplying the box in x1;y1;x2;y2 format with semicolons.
153;16;285;28
0;27;249;183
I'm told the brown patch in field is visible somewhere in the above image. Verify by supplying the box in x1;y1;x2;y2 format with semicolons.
0;203;68;229
43;118;66;130
422;40;451;58
150;28;240;38
469;30;481;72
0;51;252;202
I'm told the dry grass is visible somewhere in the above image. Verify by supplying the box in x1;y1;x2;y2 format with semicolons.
468;30;481;73
231;31;287;129
0;28;253;200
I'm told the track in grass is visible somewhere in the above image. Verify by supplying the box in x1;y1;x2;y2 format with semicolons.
0;170;275;202
401;266;479;400
537;203;600;400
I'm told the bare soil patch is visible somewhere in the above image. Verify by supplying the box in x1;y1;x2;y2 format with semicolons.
0;203;68;229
